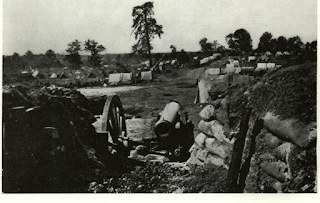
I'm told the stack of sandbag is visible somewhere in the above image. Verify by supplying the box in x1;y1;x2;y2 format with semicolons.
256;111;317;192
186;104;233;168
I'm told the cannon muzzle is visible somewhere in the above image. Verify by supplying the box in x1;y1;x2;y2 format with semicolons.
154;101;181;137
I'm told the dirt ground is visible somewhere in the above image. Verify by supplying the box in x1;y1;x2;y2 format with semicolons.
2;60;316;193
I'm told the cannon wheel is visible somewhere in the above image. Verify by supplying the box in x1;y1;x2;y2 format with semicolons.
99;95;128;148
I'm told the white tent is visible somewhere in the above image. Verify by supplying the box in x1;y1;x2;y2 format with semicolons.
267;63;276;69
141;70;153;81
50;73;58;79
108;73;122;85
235;67;242;74
275;51;283;57
226;63;235;69
283;51;290;56
32;70;39;78
255;63;268;72
122;73;134;84
248;56;256;62
207;68;220;75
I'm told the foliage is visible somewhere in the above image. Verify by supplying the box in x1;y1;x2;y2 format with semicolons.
257;32;273;53
274;36;288;52
287;36;304;54
226;28;252;54
84;39;106;67
170;45;177;58
199;38;213;55
131;2;163;67
177;49;189;64
65;39;82;68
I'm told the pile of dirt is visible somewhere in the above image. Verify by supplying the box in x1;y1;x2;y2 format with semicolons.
229;62;316;125
2;85;113;192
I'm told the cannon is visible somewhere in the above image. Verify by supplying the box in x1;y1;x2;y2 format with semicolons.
147;101;194;161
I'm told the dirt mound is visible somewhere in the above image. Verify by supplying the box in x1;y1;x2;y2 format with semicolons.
229;62;316;127
2;86;111;192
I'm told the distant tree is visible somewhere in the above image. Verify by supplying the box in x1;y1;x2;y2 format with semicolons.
11;52;24;70
45;49;56;61
226;28;252;54
24;50;35;70
65;39;82;67
170;45;177;58
199;38;213;55
170;45;177;53
211;40;220;52
287;36;304;54
269;38;278;53
131;2;163;67
274;36;288;52
310;40;317;52
45;49;56;67
25;50;34;61
84;39;106;67
257;32;273;53
178;49;189;64
216;45;227;55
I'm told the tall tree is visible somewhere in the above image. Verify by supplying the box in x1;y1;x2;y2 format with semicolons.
132;2;163;67
226;28;252;54
66;39;82;67
257;32;273;53
84;39;106;67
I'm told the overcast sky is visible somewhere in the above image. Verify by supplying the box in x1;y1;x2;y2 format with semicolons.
3;0;317;55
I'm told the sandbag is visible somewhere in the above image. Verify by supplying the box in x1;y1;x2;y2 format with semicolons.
186;154;204;166
205;153;225;166
274;142;291;162
198;119;225;142
194;132;208;148
264;133;282;149
199;105;215;121
259;153;277;162
260;160;291;183
204;138;228;158
263;112;316;148
215;109;230;128
194;147;209;162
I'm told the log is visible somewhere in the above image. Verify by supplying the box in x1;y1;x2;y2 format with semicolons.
227;108;252;192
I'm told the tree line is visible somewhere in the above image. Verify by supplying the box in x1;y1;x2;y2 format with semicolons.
198;28;317;60
3;39;106;72
3;2;317;72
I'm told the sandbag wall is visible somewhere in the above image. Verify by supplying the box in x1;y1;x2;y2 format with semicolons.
244;112;317;193
186;97;233;168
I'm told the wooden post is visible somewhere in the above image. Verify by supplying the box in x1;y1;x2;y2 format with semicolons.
238;117;264;192
227;108;252;192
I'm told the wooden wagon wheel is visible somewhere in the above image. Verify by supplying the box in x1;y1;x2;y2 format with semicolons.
100;95;128;148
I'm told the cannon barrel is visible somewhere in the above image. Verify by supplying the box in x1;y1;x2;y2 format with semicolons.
154;101;181;138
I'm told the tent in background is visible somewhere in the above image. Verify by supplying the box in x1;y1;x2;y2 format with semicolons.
141;70;153;81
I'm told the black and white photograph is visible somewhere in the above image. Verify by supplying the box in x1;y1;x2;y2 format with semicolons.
2;0;317;194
